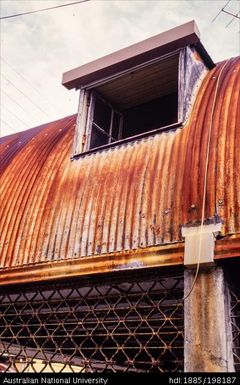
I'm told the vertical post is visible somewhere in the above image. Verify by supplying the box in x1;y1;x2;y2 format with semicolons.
73;88;90;156
184;266;235;372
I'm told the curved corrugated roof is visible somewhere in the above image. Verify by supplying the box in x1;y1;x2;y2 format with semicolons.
0;58;239;269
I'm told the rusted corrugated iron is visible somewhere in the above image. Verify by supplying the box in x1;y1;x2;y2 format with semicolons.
0;243;184;286
0;235;239;286
0;58;239;270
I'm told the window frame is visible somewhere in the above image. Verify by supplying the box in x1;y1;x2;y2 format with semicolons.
87;91;123;150
72;47;207;157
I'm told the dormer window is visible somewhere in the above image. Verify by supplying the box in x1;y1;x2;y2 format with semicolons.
62;21;214;155
87;52;179;151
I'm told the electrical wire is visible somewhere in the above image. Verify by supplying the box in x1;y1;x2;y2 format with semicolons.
212;0;232;22
0;120;17;134
225;11;240;28
1;57;62;114
1;74;52;119
0;0;90;20
222;9;240;19
1;89;40;124
1;104;31;128
183;59;230;301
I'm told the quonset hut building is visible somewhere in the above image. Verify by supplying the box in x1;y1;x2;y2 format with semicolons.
0;21;239;373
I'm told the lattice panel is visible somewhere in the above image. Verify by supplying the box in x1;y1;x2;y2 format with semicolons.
228;267;240;372
0;270;184;373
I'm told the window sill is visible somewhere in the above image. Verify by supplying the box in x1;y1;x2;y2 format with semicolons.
71;121;183;159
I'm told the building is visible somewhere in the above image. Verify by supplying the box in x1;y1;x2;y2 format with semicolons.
0;21;239;373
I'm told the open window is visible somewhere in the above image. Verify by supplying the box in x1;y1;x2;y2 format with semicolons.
76;52;180;152
88;92;123;149
87;52;179;151
62;22;214;155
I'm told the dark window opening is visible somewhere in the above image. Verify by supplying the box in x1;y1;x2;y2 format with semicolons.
83;47;207;152
89;93;122;149
122;92;178;139
89;125;108;149
89;91;178;150
88;53;179;151
93;95;112;133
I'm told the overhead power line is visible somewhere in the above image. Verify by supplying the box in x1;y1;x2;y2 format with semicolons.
222;9;240;19
212;0;232;22
225;11;240;27
1;73;52;119
1;104;31;128
0;0;90;20
1;57;62;114
0;120;17;134
1;89;40;124
212;0;240;28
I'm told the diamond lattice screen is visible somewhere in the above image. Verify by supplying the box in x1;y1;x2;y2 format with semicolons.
0;269;184;373
227;265;240;372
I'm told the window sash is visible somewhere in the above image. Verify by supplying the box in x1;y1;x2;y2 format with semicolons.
87;92;122;150
73;47;207;156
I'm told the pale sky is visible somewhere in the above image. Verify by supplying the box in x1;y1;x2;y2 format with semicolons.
1;0;239;137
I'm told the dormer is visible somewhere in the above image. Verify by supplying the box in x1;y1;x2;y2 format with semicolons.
62;20;214;156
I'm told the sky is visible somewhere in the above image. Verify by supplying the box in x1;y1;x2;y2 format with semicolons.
0;0;239;137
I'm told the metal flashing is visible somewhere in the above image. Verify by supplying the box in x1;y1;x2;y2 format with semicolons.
62;21;213;90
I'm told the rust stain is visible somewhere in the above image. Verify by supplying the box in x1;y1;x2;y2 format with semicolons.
0;236;239;286
215;234;240;259
0;58;240;273
0;243;184;286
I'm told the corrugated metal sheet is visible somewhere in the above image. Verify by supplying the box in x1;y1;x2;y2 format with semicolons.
0;58;239;268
